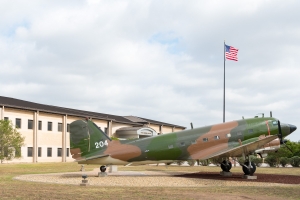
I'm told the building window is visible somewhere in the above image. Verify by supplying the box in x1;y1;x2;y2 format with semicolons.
16;118;21;128
38;121;42;130
57;148;62;157
67;124;70;132
4;117;9;121
58;123;62;132
66;148;69;157
27;147;33;157
38;147;42;157
203;138;208;142
214;136;220;140
47;148;52;157
48;122;52;131
28;120;33;129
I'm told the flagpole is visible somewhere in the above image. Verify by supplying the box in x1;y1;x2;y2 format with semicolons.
223;40;225;123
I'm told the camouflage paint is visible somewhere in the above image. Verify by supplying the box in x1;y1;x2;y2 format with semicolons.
69;117;296;165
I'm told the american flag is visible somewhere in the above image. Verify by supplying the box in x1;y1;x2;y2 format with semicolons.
225;44;238;61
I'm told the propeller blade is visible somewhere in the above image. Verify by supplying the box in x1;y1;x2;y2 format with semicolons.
278;120;284;144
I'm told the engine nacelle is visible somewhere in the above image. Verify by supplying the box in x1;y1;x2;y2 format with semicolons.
255;138;281;158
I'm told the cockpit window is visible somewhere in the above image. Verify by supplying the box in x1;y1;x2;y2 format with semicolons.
272;121;278;126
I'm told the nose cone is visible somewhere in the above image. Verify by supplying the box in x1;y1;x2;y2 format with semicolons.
289;124;297;133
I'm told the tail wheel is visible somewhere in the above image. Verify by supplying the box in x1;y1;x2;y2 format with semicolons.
100;165;106;172
221;160;232;172
242;162;256;175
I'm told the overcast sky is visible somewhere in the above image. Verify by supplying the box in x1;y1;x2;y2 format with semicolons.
1;0;299;141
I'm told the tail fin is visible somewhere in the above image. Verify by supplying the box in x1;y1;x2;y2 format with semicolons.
70;119;111;159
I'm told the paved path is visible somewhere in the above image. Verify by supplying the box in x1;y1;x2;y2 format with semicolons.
14;168;297;187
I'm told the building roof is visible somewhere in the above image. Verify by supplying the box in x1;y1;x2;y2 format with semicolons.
139;116;186;128
123;116;148;123
0;96;185;128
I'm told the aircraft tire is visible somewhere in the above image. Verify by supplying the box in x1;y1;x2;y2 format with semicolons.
221;160;232;172
100;165;106;172
242;162;256;175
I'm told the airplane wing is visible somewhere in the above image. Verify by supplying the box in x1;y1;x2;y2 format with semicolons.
201;135;278;160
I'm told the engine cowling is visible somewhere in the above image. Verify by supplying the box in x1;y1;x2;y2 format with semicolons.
255;138;280;158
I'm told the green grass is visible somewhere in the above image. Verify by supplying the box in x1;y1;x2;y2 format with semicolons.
0;163;299;199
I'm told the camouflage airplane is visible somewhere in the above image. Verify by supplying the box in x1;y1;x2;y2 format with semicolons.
70;115;297;176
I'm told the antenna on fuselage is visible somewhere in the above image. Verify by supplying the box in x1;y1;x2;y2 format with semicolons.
270;111;272;117
190;123;193;129
256;113;264;118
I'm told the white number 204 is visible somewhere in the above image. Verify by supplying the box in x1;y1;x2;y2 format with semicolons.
95;140;108;148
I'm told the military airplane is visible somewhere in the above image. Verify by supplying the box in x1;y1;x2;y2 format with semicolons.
70;115;296;176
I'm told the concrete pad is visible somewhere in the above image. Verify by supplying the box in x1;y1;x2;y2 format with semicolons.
98;172;107;177
220;171;232;177
109;165;118;173
242;175;257;179
80;179;89;186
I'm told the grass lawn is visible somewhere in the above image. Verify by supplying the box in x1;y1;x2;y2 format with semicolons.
0;162;299;199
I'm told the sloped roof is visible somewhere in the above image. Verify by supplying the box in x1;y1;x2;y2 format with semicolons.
0;96;186;128
123;116;148;123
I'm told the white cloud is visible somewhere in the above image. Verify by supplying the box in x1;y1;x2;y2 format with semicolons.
0;0;300;141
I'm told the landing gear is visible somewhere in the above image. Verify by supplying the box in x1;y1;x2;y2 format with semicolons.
221;160;232;172
242;161;256;175
100;165;106;172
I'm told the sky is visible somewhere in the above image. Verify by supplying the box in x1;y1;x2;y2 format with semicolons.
1;0;300;141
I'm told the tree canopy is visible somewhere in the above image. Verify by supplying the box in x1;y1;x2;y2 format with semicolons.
0;119;24;163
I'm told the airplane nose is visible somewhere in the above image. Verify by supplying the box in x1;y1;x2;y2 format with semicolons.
289;124;297;133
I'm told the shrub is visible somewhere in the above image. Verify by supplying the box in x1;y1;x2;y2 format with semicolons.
265;155;277;167
251;156;263;167
237;157;245;165
210;158;221;166
290;156;300;167
199;159;209;166
176;161;185;166
279;157;290;167
187;160;196;166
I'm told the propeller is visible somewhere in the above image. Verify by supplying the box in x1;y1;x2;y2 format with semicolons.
278;120;294;153
278;120;284;145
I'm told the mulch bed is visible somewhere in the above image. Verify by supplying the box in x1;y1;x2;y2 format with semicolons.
176;172;300;184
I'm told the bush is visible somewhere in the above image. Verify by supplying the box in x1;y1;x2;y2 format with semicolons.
279;157;290;167
176;161;185;166
237;157;245;165
265;155;277;167
199;159;209;166
290;156;300;167
187;160;196;166
251;156;263;167
210;158;221;166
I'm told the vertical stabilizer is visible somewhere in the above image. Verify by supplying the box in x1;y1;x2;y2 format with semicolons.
70;119;111;160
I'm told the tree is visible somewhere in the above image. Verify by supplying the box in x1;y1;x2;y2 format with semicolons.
290;156;300;167
265;155;277;167
279;157;290;167
0;120;24;163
